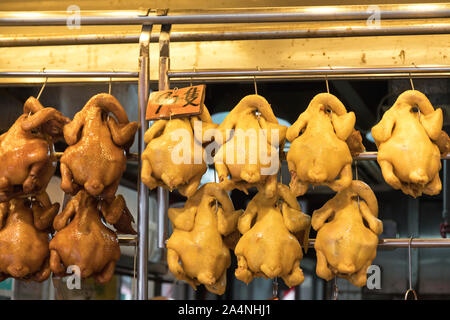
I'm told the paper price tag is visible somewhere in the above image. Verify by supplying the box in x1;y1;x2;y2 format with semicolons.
146;85;205;120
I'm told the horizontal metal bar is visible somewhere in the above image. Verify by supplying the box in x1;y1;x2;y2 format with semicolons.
5;21;450;46
118;235;137;246
308;238;450;248
122;236;450;248
2;5;450;26
0;71;138;78
169;66;450;78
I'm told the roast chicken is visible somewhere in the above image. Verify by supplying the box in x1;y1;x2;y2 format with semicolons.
49;190;135;284
0;97;69;202
60;93;138;201
312;180;383;287
214;95;287;197
287;93;363;196
235;183;311;287
0;192;59;282
372;90;443;197
166;183;241;295
141;105;217;197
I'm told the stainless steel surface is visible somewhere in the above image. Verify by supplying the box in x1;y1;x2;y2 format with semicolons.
168;66;450;78
157;22;171;249
118;235;138;246
2;4;450;26
7;20;450;46
137;24;152;301
308;238;450;248
0;71;138;77
443;160;449;221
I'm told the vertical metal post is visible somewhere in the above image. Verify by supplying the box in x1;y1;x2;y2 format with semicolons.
157;23;172;249
137;24;152;300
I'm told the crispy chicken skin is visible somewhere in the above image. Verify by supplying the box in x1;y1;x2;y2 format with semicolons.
49;190;135;284
312;180;382;287
372;90;444;197
0;97;69;202
60;93;138;201
166;183;241;295
214;95;287;197
234;183;310;288
0;192;59;282
286;93;363;196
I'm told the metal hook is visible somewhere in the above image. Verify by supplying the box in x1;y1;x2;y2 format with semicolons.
404;237;418;300
332;277;339;300
108;76;112;94
355;160;360;207
190;67;196;87
213;164;218;212
272;277;279;300
253;66;260;95
36;69;48;101
253;67;261;120
325;75;330;94
409;72;415;91
408;72;421;119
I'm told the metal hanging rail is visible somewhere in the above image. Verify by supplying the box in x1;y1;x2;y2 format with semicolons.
167;66;450;79
0;71;138;78
6;21;450;47
308;238;450;248
2;4;450;26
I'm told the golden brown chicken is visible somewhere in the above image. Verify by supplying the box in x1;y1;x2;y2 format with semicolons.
60;93;138;201
372;90;443;197
234;183;310;287
214;95;287;197
166;183;241;295
49;190;135;284
141;106;217;197
0;97;69;202
312;180;382;287
287;93;363;196
0;192;59;282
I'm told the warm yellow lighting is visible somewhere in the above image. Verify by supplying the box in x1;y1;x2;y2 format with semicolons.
7;12;45;18
405;4;442;11
303;7;340;14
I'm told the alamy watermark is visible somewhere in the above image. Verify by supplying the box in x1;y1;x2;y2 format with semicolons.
66;5;81;30
366;5;381;29
65;265;81;289
366;265;381;289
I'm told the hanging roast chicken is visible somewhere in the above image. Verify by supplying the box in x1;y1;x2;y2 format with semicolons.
0;192;59;282
141;105;217;197
286;93;362;196
371;90;444;197
60;93;138;201
235;183;310;288
167;183;241;295
214;95;287;197
49;190;135;284
0;97;69;202
312;180;383;287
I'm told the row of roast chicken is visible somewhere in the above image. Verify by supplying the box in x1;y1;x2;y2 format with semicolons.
0;88;448;292
0;94;138;284
146;89;449;294
144;90;449;199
